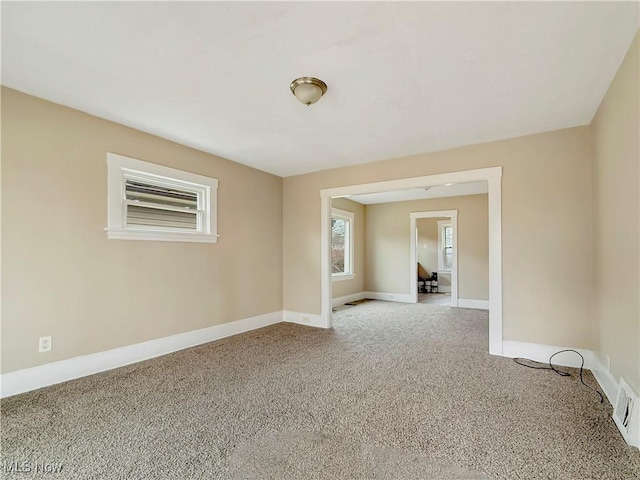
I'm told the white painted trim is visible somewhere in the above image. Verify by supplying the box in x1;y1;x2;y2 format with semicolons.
321;167;503;198
332;292;366;308
591;363;619;406
487;175;502;355
320;194;332;329
106;229;219;243
331;207;355;278
363;291;414;303
410;210;458;307
321;167;502;352
107;153;219;187
0;311;283;398
283;311;327;329
458;299;490;310
501;341;596;369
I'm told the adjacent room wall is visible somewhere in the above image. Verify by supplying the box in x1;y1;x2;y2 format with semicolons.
283;126;594;348
417;217;447;275
416;217;453;292
1;87;284;374
331;198;365;300
365;194;488;300
591;32;639;393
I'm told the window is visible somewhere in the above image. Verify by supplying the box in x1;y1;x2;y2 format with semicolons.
331;208;354;280
106;153;218;243
438;220;453;271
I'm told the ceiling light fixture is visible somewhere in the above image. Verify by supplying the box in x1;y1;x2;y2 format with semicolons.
444;183;454;186
290;77;327;106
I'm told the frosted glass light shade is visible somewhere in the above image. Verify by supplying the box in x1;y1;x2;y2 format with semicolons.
294;83;322;105
290;77;327;106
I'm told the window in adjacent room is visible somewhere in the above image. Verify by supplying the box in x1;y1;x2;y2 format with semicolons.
106;153;218;243
438;220;453;271
331;208;354;280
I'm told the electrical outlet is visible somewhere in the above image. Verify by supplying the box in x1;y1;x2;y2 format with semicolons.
606;355;611;373
39;336;52;353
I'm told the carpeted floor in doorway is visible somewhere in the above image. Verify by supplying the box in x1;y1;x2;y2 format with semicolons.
1;301;639;479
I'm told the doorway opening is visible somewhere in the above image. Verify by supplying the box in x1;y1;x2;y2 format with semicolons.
410;210;458;307
320;166;503;356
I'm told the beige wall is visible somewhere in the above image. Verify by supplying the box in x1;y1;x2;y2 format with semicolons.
331;198;365;299
365;195;488;300
416;217;452;290
591;32;640;393
1;87;283;374
416;218;452;291
283;126;594;348
417;217;446;274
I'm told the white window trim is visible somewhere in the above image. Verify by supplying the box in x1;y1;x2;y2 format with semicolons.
438;220;453;272
106;153;218;243
331;208;355;281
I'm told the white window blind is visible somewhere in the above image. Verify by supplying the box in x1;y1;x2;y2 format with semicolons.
125;180;200;230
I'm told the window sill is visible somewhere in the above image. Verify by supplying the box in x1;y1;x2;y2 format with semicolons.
332;274;355;282
106;228;218;244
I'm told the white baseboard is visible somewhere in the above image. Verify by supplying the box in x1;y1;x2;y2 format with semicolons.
458;299;489;310
591;362;619;406
591;361;639;449
0;311;283;398
363;291;413;303
332;292;366;308
613;378;640;448
502;340;639;449
283;311;328;329
501;340;596;369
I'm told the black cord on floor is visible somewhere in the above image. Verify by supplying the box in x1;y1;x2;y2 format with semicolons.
513;349;604;403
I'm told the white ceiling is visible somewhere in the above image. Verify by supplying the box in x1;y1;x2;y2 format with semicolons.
345;181;488;205
2;2;638;177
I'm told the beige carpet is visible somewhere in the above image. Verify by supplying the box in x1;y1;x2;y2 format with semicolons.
2;301;639;479
418;293;452;305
